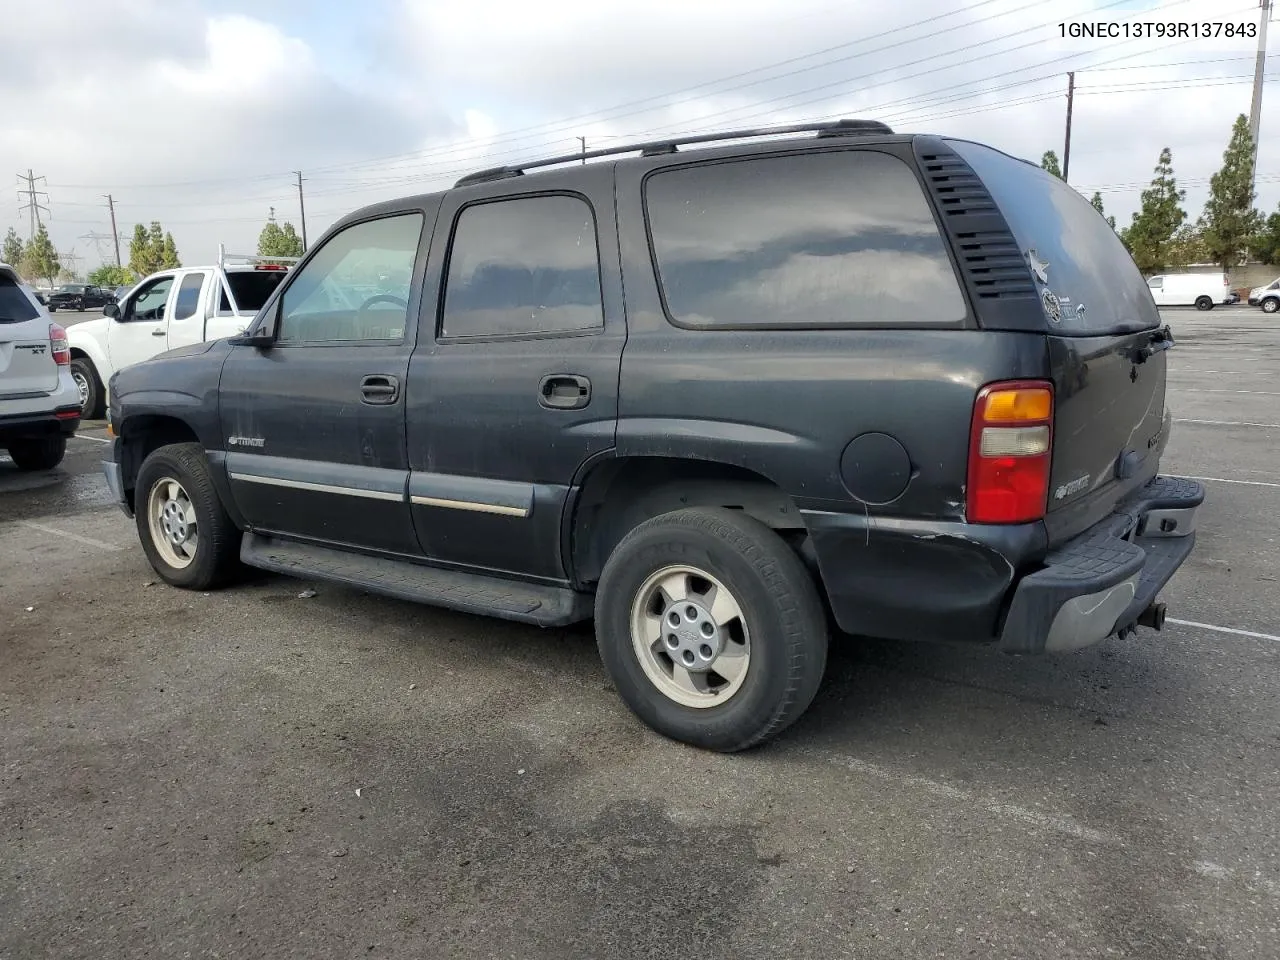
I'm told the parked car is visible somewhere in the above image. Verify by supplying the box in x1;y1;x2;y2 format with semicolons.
46;283;114;313
1144;272;1231;310
66;250;295;418
1248;277;1280;312
102;120;1203;752
0;263;80;469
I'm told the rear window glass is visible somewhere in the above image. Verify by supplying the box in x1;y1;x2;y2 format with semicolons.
220;270;288;313
948;139;1160;335
0;275;40;323
645;150;966;329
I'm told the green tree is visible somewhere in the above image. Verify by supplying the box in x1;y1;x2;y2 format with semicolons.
1249;204;1280;265
20;223;61;285
1040;150;1063;179
1167;224;1209;268
128;223;154;276
1089;191;1117;231
2;227;23;267
88;264;134;287
1120;147;1186;274
161;232;181;269
257;218;304;258
1201;114;1262;272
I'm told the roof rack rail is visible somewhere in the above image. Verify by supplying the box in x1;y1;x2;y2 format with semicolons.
454;118;894;187
216;242;301;271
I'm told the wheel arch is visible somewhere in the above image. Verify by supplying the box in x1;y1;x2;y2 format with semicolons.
565;455;812;589
116;413;203;509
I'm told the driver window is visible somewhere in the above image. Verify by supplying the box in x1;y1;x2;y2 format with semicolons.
128;276;175;322
277;213;423;343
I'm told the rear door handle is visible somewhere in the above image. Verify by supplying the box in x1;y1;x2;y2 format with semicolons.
538;374;591;410
151;328;167;337
360;374;400;405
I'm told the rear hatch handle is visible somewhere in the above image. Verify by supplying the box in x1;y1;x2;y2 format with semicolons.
1131;324;1174;364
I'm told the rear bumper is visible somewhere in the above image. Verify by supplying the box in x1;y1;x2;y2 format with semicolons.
998;475;1204;653
0;406;81;441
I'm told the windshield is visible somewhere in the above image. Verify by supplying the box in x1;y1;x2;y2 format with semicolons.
220;270;289;313
948;139;1160;336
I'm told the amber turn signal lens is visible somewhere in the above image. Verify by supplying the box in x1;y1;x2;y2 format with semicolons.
981;387;1052;423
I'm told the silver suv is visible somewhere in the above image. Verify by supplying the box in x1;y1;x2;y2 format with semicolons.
0;263;81;470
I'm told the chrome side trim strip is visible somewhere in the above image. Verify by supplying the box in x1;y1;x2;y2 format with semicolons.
409;495;529;517
229;472;404;502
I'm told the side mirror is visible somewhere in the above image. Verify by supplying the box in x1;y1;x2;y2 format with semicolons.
228;329;275;348
104;302;120;319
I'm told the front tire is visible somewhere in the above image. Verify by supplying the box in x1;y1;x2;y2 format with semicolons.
135;442;242;590
1195;296;1214;311
595;507;828;753
70;358;104;419
1263;298;1279;314
7;436;66;470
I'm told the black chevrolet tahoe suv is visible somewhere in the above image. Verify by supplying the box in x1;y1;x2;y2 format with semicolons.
101;120;1203;752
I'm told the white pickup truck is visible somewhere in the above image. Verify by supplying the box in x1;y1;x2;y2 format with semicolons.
66;248;296;417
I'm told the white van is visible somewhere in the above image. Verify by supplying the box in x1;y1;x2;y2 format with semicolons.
1145;272;1231;310
1247;276;1280;313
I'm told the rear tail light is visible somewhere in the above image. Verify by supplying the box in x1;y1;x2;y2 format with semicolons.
967;380;1053;524
49;322;70;366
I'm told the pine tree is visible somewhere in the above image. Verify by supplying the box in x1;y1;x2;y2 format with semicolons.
1121;147;1186;274
1201;114;1262;272
128;223;153;276
2;227;23;267
1089;191;1117;231
161;232;181;269
1040;150;1063;179
1167;224;1209;268
21;223;61;285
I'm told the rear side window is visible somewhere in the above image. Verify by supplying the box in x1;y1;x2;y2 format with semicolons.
0;275;40;323
948;140;1160;335
174;272;206;320
220;270;289;313
440;194;604;339
645;150;966;329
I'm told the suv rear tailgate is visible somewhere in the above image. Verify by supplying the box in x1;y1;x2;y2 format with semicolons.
948;140;1168;544
0;273;58;398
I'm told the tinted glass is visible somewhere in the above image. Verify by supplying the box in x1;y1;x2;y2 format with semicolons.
278;214;422;343
0;275;39;323
131;277;173;321
949;139;1160;335
645;150;965;328
174;272;206;320
220;270;289;313
441;194;603;338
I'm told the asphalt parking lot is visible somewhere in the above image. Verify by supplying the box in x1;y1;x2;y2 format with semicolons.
2;307;1278;960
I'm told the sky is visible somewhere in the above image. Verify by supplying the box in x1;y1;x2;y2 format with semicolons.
0;0;1275;275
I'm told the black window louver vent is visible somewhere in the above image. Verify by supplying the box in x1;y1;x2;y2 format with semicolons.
919;150;1036;301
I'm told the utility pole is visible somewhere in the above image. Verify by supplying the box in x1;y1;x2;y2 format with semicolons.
1062;72;1076;184
1249;0;1272;192
104;194;121;266
17;169;49;239
294;171;307;251
578;136;586;165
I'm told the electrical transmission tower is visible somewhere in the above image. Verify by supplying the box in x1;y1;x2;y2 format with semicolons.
16;169;49;238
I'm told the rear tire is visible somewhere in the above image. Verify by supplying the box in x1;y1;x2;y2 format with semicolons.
135;442;242;590
7;436;66;471
595;507;828;753
1195;296;1213;311
70;358;104;419
1263;298;1279;314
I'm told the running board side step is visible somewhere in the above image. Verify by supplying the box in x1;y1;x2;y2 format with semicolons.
240;533;592;627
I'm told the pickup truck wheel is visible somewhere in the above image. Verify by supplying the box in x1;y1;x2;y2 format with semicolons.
595;507;828;753
70;358;104;419
135;443;241;590
7;436;66;471
1195;296;1214;311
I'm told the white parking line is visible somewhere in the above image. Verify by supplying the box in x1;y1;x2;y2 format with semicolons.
1169;618;1280;643
16;520;124;552
1174;419;1280;429
72;434;110;444
1178;388;1280;396
1183;475;1280;490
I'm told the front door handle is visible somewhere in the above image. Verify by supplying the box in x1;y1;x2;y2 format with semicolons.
360;374;400;405
151;328;167;337
538;374;591;410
